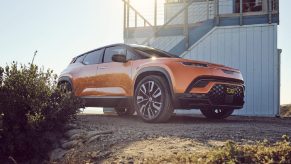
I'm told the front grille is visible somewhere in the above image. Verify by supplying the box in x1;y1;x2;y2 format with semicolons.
208;84;244;106
185;76;244;92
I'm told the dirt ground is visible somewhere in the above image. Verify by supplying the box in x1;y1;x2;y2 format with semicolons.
60;113;291;163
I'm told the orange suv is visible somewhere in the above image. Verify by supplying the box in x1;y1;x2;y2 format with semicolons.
59;44;244;122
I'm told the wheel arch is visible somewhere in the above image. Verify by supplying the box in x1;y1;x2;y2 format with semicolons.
133;67;175;98
57;76;73;87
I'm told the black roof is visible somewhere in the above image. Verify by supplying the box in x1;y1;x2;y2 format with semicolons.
74;43;150;58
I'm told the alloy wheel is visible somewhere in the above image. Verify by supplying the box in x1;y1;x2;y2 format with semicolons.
136;80;163;120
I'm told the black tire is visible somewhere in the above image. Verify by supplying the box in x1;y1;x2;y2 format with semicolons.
114;107;135;116
133;75;174;123
200;108;234;119
59;82;72;93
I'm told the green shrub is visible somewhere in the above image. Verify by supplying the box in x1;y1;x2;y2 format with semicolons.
0;62;83;163
142;136;291;164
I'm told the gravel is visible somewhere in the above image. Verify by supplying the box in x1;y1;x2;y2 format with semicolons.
58;113;291;163
78;114;291;142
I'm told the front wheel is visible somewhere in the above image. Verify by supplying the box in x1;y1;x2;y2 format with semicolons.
133;75;174;123
200;108;234;119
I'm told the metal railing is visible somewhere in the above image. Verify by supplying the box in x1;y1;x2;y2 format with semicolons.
123;0;279;45
124;0;279;27
124;0;216;45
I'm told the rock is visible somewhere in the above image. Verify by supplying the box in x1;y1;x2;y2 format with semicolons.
50;148;67;161
100;151;111;158
169;146;175;149
64;123;79;130
86;135;101;144
127;156;133;160
119;160;126;164
90;151;100;159
61;140;80;149
60;138;68;145
91;152;98;158
85;130;113;139
86;131;99;139
77;141;84;147
64;129;85;138
83;130;113;144
128;159;134;164
69;133;84;140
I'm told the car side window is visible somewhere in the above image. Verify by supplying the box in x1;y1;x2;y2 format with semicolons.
128;49;147;60
75;55;85;63
126;50;136;60
83;49;104;65
104;46;125;63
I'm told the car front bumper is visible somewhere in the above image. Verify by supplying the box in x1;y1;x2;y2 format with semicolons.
174;83;245;109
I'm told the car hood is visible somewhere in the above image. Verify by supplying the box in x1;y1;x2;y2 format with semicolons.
170;58;240;72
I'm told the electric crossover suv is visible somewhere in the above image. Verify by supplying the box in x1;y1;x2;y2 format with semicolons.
58;44;245;122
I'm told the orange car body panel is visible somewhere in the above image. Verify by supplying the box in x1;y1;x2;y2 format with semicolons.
132;58;243;95
61;57;244;97
62;61;133;97
59;44;244;110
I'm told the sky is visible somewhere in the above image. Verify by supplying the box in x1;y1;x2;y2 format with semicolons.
0;0;290;105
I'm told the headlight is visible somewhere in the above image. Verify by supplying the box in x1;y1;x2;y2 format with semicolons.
222;69;237;74
180;62;208;68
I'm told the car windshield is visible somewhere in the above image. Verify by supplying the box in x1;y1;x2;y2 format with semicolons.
132;46;179;58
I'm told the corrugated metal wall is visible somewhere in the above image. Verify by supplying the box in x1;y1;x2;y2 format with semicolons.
182;24;279;116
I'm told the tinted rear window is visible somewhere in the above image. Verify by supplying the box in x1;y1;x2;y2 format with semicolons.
83;49;104;65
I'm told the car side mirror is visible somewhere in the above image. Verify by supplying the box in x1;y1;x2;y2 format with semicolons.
112;54;127;63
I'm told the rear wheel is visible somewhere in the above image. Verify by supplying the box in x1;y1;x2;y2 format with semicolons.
133;75;174;123
59;82;72;93
200;108;234;119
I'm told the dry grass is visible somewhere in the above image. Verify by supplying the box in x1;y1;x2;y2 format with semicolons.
141;136;291;164
281;104;291;117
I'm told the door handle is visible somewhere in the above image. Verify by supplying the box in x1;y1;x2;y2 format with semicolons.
99;66;109;69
